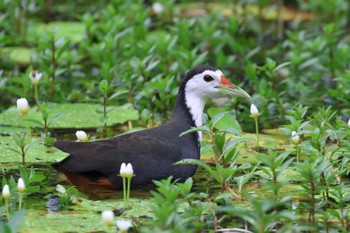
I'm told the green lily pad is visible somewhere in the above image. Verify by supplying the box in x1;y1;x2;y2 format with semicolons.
0;103;139;129
238;133;289;150
0;126;26;135
0;47;34;65
0;136;67;163
254;167;302;183
34;21;86;43
23;197;154;232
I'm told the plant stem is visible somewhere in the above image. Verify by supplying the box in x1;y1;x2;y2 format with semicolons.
34;85;40;110
19;193;23;210
5;199;10;220
44;118;49;139
127;177;131;209
296;144;300;162
50;37;56;99
103;94;107;138
122;177;127;209
21;146;26;167
309;174;316;227
254;118;259;151
276;0;284;41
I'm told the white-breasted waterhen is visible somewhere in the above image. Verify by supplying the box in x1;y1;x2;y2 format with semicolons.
53;65;250;189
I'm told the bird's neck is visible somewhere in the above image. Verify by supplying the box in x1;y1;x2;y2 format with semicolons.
173;87;206;141
184;91;205;128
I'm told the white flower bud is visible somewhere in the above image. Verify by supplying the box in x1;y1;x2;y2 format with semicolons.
17;98;30;115
279;68;290;78
291;131;300;145
116;219;132;232
152;2;164;14
76;130;88;142
18;178;25;193
29;71;42;86
120;163;134;178
102;210;114;226
2;184;10;199
250;104;259;118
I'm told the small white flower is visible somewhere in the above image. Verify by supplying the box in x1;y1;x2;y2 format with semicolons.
348;118;350;126
18;178;25;193
29;70;42;86
292;200;299;210
120;163;134;178
250;104;259;118
17;98;30;115
291;131;300;145
116;219;132;233
152;2;164;14
56;184;66;194
76;130;89;142
2;184;10;199
279;68;290;78
120;163;127;174
102;210;115;226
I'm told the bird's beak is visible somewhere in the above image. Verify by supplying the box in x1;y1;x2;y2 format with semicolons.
219;76;251;99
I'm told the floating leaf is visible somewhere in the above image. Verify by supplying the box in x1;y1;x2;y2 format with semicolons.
0;103;139;129
0;136;67;163
0;47;34;65
34;22;85;43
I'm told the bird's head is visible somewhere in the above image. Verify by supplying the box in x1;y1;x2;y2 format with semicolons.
183;65;250;99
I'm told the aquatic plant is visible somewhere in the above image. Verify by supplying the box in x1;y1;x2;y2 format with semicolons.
75;130;89;142
17;178;25;210
250;103;260;151
16;98;29;116
291;131;301;162
99;79;109;138
2;184;10;220
101;210;114;227
119;163;134;209
29;70;42;109
116;219;132;233
10;131;34;167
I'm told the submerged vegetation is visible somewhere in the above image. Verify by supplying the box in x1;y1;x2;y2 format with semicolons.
1;0;350;232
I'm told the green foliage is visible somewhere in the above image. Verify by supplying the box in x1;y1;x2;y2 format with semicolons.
55;184;84;208
0;211;25;233
0;103;138;129
1;1;350;232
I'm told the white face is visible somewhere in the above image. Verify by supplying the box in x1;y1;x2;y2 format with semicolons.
184;69;224;98
183;69;225;132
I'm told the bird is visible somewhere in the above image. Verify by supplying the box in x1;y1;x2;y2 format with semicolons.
52;65;250;190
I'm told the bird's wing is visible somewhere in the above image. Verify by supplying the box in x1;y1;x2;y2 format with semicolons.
54;134;183;178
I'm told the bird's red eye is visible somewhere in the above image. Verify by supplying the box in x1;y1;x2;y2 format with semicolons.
204;75;214;82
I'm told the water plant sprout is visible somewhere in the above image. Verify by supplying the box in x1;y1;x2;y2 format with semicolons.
101;210;115;227
29;70;42;109
11;131;34;167
16;98;30;117
291;131;300;162
18;178;25;210
2;184;10;220
119;163;134;209
99;79;109;138
250;104;260;151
